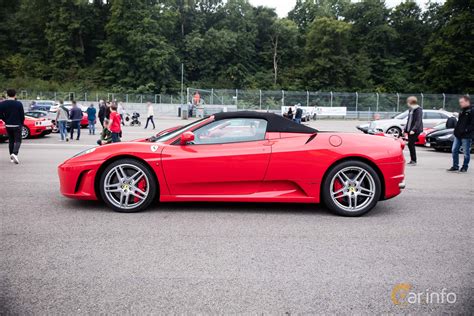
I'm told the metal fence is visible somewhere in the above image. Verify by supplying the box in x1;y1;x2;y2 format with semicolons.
16;88;466;114
187;89;466;113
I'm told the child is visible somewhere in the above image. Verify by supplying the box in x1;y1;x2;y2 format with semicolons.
109;104;122;143
97;119;113;146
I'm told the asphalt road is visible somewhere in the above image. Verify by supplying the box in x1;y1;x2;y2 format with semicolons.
1;119;473;314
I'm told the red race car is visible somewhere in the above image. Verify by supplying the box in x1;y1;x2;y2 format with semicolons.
58;112;405;216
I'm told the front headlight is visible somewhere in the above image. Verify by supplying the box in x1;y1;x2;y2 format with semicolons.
73;147;97;158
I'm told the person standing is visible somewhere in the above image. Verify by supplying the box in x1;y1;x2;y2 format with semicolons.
0;89;24;164
294;104;303;124
117;102;125;126
56;100;69;142
144;102;155;129
86;103;97;135
448;96;473;173
193;91;201;106
69;101;82;141
98;100;106;128
105;101;112;119
109;104;122;143
404;96;423;166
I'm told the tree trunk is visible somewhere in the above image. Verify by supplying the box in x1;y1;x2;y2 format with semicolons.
273;35;279;85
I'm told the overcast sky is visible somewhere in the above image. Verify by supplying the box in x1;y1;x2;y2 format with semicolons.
248;0;445;17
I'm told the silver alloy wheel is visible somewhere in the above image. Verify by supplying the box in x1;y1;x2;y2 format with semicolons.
21;126;29;139
386;127;401;138
103;163;150;210
330;166;376;212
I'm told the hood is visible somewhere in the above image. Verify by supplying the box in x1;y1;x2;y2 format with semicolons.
427;128;453;138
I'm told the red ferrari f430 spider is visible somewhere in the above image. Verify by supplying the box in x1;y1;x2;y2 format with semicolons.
58;112;406;216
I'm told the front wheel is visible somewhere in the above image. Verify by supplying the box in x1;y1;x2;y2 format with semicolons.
322;160;382;217
99;159;157;213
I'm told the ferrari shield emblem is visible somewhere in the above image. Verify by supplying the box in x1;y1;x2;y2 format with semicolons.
150;145;159;152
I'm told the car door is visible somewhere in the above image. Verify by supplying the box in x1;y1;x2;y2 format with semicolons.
161;118;272;196
423;111;445;128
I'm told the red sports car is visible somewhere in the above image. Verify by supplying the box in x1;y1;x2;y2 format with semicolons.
58;112;406;216
0;120;7;142
22;114;54;139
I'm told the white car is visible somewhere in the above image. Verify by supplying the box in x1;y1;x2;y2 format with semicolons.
358;109;453;138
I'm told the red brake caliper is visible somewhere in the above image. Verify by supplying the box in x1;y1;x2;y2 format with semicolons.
134;179;147;203
334;178;344;203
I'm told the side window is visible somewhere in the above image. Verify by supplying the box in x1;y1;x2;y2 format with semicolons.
192;118;268;145
424;112;443;119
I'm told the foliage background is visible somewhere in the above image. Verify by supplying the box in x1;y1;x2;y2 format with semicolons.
0;0;472;94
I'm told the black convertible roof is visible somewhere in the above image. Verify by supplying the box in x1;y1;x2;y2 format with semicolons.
213;111;317;134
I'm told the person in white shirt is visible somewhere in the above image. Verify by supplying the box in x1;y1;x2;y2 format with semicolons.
117;102;125;126
144;102;155;129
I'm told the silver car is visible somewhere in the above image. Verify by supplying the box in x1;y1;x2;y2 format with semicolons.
358;109;453;138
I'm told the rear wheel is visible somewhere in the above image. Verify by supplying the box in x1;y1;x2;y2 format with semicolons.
99;159;157;213
21;126;30;139
322;160;381;217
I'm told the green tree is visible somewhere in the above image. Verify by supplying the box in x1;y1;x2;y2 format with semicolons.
100;0;179;92
423;0;474;92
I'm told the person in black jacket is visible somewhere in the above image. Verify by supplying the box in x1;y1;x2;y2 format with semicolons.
98;100;106;128
69;100;83;141
0;89;24;164
404;96;423;166
448;96;474;173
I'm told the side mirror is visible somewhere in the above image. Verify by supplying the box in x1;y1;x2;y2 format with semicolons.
180;131;195;145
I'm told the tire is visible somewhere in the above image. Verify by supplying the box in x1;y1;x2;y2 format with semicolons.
99;158;157;213
21;126;30;139
322;160;382;217
385;126;402;138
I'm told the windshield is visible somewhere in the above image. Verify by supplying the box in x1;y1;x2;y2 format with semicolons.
150;118;209;142
394;111;408;120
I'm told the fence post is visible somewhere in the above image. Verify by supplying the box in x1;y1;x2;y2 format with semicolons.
442;93;446;110
330;91;333;107
396;93;400;113
211;88;214;105
259;90;262;110
282;90;285;107
236;89;238;108
186;88;190;104
306;91;309;107
376;93;379;113
84;93;87;102
420;93;424;108
96;93;99;102
355;92;359;119
140;95;143;103
54;92;57;101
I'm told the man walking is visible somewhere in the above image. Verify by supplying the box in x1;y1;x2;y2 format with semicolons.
404;96;423;166
448;96;473;173
144;102;155;129
109;104;122;143
56;100;69;142
0;89;24;164
69;101;82;141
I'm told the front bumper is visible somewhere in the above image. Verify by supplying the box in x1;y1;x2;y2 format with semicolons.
58;160;101;200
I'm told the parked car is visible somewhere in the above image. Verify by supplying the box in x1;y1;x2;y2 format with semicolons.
416;122;447;146
357;109;454;138
29;100;55;111
22;114;54;139
58;111;406;217
0;120;7;142
425;129;474;153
